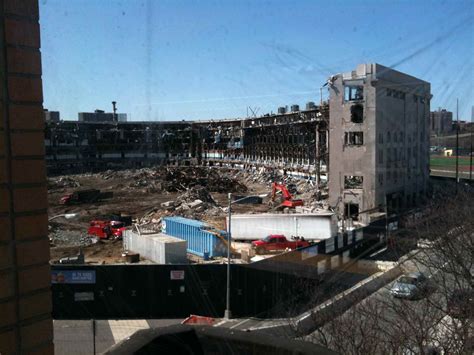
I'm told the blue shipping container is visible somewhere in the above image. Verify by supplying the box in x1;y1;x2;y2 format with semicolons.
162;216;228;258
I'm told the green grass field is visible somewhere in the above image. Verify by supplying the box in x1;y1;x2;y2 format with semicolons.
430;156;473;171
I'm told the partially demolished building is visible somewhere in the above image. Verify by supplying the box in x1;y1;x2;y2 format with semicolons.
45;64;430;217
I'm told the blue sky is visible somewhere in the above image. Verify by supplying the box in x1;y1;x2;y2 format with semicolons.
39;0;473;121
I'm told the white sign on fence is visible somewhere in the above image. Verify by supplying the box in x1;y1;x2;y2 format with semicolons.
170;270;185;280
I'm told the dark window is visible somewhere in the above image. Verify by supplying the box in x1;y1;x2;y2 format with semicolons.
350;104;364;123
378;150;384;164
378;173;384;186
344;175;363;189
344;86;364;101
387;88;392;96
344;132;364;146
387;131;391;142
344;203;359;220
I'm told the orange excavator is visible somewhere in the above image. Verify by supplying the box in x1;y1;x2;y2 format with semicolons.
271;182;304;209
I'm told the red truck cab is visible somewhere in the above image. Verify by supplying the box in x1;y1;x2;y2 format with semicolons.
87;220;126;240
252;234;309;254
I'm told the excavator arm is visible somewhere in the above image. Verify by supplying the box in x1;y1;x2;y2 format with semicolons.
271;182;304;209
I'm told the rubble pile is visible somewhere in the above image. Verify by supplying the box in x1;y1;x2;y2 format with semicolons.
48;176;81;190
99;167;248;194
49;229;92;247
161;186;222;218
161;167;247;193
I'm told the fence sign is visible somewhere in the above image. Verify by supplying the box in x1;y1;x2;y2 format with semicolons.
170;270;185;280
52;270;96;284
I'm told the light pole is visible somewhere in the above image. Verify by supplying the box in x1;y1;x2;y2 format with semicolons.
225;193;232;319
224;193;267;320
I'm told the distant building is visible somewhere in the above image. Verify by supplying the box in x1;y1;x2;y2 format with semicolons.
430;108;453;135
44;109;60;122
78;109;127;122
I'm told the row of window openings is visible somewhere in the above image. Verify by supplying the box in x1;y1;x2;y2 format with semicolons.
378;168;427;186
378;147;424;164
378;131;427;144
347;170;428;189
386;89;428;104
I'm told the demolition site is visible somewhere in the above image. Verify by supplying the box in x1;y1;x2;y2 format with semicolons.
40;63;447;326
47;63;432;269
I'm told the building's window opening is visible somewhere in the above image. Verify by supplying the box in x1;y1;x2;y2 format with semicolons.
344;132;364;146
350;104;364;123
345;203;359;220
378;150;384;164
344;175;363;189
378;173;384;186
387;88;392;96
387;131;391;142
344;85;364;101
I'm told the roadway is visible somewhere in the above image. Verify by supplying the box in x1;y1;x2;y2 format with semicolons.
305;246;472;352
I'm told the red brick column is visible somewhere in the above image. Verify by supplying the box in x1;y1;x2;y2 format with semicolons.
0;1;53;354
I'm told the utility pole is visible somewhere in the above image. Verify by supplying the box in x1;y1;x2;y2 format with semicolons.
455;98;459;193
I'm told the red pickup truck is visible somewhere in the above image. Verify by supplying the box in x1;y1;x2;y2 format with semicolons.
87;220;126;240
252;235;310;254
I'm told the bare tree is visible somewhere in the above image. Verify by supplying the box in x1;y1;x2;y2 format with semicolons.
305;183;474;354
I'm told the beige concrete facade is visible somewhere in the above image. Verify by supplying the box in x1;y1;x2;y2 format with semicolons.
328;63;431;224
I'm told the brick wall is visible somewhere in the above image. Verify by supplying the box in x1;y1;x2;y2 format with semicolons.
0;1;53;354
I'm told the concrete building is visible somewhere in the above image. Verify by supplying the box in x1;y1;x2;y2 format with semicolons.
43;109;60;122
43;63;431;225
430;108;452;135
328;64;431;223
78;109;127;122
1;1;54;353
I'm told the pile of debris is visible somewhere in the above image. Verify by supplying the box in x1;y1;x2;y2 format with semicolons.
160;167;247;193
99;167;248;194
48;176;81;190
161;186;222;217
49;229;92;247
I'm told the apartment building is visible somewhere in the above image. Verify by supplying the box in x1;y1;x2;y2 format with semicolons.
430;108;453;135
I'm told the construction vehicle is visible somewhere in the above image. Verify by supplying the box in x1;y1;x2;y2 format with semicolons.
271;182;304;209
60;189;113;205
87;220;126;240
252;234;310;254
